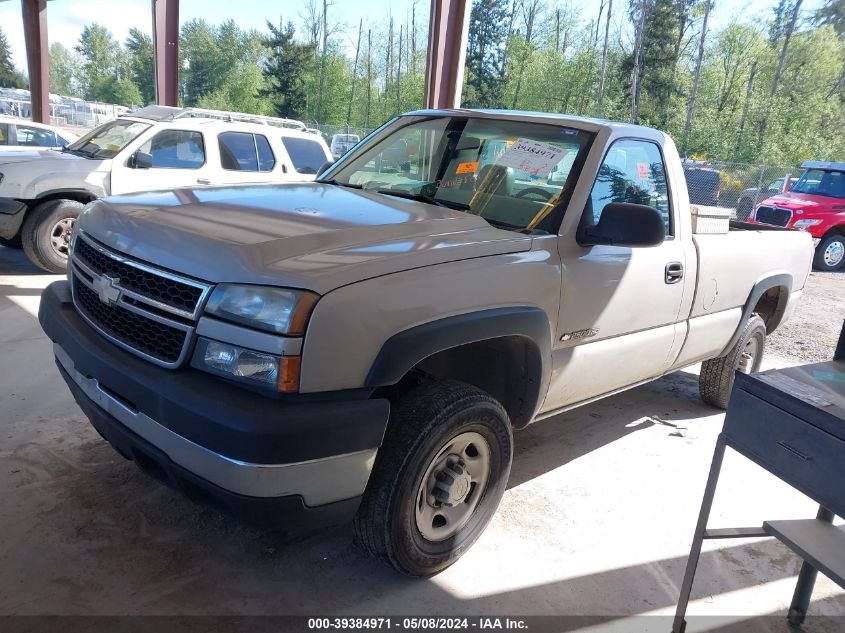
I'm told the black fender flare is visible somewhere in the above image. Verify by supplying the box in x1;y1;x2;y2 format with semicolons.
365;307;552;422
719;273;792;356
35;188;99;202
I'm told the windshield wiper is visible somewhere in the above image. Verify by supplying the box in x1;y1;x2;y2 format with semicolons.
319;179;362;189
376;189;470;211
61;147;90;157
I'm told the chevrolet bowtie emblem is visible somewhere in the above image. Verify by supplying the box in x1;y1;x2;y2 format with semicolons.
92;274;121;306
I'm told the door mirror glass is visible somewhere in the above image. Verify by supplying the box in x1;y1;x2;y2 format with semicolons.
578;202;666;247
131;151;153;169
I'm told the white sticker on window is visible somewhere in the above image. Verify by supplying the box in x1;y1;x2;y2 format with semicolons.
496;138;567;177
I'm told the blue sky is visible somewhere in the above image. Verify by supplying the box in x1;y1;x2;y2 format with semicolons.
1;0;828;73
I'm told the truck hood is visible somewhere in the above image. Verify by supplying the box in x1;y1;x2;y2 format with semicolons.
0;149;105;167
78;183;533;294
761;191;841;212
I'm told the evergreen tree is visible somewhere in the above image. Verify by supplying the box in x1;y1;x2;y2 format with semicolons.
261;20;316;119
464;0;510;108
0;27;26;89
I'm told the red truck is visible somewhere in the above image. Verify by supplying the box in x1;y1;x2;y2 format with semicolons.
752;160;845;271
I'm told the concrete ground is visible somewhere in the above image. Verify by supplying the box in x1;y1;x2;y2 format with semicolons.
1;245;843;632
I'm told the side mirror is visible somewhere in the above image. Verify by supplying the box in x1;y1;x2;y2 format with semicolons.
578;202;665;248
316;160;334;177
130;151;153;169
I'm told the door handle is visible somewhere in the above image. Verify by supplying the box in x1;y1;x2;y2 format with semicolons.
665;262;684;284
196;178;211;185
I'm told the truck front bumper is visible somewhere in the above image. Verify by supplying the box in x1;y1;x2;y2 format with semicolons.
39;281;390;530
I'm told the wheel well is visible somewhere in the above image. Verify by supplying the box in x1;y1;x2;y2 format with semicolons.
822;225;845;238
752;285;788;334
35;191;97;206
381;336;542;429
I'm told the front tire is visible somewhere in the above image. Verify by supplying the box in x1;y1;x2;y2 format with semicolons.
354;380;512;576
813;234;845;272
21;199;83;273
699;314;766;409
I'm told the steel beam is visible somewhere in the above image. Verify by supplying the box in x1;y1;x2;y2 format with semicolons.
21;0;49;123
152;0;179;106
423;0;471;109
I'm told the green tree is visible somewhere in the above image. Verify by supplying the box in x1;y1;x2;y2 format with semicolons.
75;23;121;99
816;0;845;36
261;20;316;119
48;42;82;97
0;27;27;89
464;0;510;107
125;28;155;105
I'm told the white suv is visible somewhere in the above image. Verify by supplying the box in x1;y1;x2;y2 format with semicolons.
0;105;332;272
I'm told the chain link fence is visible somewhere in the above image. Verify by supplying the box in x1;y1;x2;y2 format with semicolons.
682;160;800;221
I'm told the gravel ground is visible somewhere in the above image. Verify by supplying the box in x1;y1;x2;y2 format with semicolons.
766;270;844;363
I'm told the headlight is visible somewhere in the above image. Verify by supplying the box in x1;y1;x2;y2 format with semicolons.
792;219;821;230
204;284;318;335
191;338;301;392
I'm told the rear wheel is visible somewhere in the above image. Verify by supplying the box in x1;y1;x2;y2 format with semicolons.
699;314;766;409
354;380;512;576
21;199;83;273
813;234;845;272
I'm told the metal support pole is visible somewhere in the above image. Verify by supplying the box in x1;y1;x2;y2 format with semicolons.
423;0;471;109
152;0;179;106
672;434;729;633
21;0;50;123
787;506;836;626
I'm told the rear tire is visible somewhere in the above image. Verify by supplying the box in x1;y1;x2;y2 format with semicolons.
813;234;845;272
354;380;512;576
21;199;83;273
699;314;766;409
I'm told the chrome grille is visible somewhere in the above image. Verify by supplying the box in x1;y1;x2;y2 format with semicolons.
70;231;212;368
754;205;792;227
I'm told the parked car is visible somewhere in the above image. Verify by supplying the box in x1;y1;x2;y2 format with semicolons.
750;160;845;271
0;116;77;151
682;164;721;206
0;105;332;272
736;176;798;220
39;110;813;577
330;133;360;159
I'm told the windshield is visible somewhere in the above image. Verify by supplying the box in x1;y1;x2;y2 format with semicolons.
790;169;845;199
323;115;594;232
67;119;151;159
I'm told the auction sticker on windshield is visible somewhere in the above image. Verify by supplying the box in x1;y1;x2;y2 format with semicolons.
496;138;566;177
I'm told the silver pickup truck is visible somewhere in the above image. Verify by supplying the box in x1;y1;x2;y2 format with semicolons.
38;110;814;577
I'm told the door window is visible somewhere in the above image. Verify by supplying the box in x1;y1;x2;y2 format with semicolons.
218;132;275;172
137;129;205;169
587;139;672;236
16;125;58;147
281;137;328;175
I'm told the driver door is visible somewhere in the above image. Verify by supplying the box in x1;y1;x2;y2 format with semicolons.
542;138;690;412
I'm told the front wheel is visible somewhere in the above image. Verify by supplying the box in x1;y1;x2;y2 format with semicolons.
699;314;767;409
353;380;512;576
813;234;845;272
21;199;83;273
